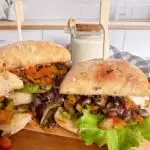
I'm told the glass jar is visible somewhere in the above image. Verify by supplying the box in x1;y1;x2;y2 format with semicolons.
69;23;104;65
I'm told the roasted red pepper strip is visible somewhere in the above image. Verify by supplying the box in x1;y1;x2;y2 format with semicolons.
25;66;52;79
0;137;12;150
25;66;37;77
35;67;52;78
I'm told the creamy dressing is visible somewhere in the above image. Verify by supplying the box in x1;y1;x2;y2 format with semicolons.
11;92;33;106
71;36;104;65
129;96;150;108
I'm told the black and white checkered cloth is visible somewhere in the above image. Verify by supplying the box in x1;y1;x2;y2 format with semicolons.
110;46;150;77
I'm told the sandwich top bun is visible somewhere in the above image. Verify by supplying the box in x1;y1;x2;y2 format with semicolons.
0;40;71;71
60;59;149;96
0;71;23;97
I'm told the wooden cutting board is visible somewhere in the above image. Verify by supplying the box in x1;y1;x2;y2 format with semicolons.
11;130;150;150
25;119;78;139
12;129;104;150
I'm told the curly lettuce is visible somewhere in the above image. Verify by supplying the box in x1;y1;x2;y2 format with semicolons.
19;84;52;94
76;111;150;150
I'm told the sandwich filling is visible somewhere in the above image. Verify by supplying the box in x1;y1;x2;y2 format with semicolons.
56;95;150;150
9;63;70;126
60;95;149;127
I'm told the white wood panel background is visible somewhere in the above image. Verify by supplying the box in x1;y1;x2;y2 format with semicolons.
43;30;70;46
23;0;100;20
0;0;150;58
22;0;150;20
1;0;150;20
0;29;150;58
0;30;42;41
123;30;150;58
109;30;125;50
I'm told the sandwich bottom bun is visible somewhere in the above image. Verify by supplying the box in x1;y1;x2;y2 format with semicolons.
54;107;77;134
54;108;150;150
0;113;32;136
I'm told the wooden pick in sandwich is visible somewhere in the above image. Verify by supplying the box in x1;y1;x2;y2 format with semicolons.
100;0;110;60
15;0;24;41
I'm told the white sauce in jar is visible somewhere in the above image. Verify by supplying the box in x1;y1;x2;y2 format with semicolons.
71;35;104;65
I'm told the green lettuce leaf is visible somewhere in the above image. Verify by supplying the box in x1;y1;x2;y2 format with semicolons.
138;117;150;140
117;127;141;150
19;84;40;93
76;111;150;150
19;84;52;94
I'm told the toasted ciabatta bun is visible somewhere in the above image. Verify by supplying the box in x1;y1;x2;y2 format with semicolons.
0;71;23;97
54;107;77;134
60;59;149;96
0;40;71;71
0;113;32;135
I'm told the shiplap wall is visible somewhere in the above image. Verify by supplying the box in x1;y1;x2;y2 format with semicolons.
22;0;150;20
0;29;149;58
0;0;150;58
115;0;150;20
1;0;150;20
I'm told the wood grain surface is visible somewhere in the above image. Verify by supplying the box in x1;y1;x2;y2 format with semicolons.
11;130;101;150
10;130;150;150
0;20;150;30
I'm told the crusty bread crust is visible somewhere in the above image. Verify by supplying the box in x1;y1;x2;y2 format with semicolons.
0;113;31;135
0;41;71;70
60;59;149;96
54;108;77;134
0;71;23;97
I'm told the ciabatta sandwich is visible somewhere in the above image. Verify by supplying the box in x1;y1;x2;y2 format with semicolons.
55;59;150;150
0;40;71;135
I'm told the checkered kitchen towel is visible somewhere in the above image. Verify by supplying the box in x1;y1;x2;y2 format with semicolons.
109;46;150;77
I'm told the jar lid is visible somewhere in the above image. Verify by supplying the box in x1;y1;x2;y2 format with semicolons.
76;24;103;32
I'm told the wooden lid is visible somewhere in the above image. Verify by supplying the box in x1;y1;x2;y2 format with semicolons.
76;24;103;32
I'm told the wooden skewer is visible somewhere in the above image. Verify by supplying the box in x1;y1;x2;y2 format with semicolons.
15;0;24;41
100;0;110;60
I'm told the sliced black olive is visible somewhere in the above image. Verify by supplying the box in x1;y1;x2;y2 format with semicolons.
107;96;125;106
138;109;149;117
82;99;92;106
102;109;107;114
96;97;106;108
64;101;75;115
91;110;100;115
106;102;114;109
117;106;125;116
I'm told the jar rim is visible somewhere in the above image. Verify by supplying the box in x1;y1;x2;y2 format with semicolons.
74;31;104;38
76;24;103;32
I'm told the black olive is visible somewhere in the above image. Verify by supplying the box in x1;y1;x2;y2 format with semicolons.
108;96;125;106
102;109;107;114
106;102;114;109
109;108;118;111
131;110;138;120
123;109;132;121
96;97;106;108
138;109;149;117
82;99;92;106
117;106;125;116
91;110;99;115
124;116;132;121
55;63;66;70
106;69;113;73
